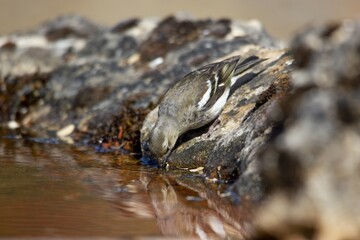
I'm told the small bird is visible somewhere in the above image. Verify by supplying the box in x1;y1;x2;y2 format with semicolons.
146;55;264;167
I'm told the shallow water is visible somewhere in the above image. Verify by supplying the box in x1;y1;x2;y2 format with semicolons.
0;134;253;239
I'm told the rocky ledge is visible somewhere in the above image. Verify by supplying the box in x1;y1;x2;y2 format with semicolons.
1;14;360;239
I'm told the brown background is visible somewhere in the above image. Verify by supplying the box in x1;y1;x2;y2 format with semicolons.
0;0;359;40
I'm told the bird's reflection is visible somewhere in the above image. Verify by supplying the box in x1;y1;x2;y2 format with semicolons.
141;172;254;239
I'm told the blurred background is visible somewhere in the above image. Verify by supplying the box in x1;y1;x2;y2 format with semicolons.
0;0;359;40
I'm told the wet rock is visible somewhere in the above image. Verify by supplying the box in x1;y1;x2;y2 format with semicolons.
252;20;360;240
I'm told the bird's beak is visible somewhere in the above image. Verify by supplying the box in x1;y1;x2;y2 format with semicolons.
158;151;172;169
141;141;166;168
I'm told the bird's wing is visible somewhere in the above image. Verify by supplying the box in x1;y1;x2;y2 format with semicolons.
197;55;264;110
200;60;238;109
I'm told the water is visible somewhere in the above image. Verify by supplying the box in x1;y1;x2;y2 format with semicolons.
0;134;253;239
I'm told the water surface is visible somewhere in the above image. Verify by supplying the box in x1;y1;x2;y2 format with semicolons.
0;135;252;239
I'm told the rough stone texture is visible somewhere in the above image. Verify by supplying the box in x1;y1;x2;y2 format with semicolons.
251;20;360;240
0;14;281;154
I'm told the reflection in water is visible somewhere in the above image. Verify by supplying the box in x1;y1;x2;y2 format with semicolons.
0;137;160;237
0;134;255;239
143;174;253;239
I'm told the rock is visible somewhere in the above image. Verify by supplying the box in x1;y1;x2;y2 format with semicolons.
251;20;360;240
0;14;282;157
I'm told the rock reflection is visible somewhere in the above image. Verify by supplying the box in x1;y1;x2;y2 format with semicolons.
142;173;254;239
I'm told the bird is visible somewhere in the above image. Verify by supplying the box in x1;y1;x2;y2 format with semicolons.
145;55;264;167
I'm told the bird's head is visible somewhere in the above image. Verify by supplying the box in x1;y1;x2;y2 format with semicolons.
147;120;179;164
